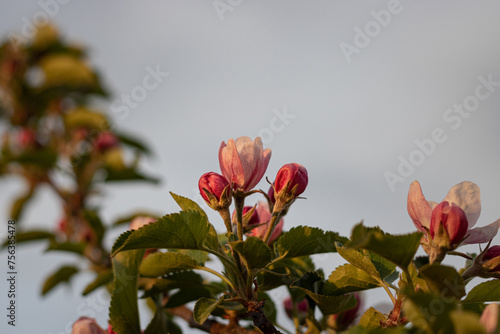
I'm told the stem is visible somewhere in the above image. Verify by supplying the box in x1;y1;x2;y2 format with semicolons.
234;195;245;240
247;300;283;334
263;211;282;244
402;267;415;292
379;279;397;306
217;207;234;236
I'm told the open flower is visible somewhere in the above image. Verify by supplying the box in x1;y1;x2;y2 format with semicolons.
246;201;284;244
71;317;107;334
408;181;500;247
219;136;271;193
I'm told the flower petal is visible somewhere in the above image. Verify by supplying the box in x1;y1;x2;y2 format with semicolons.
219;139;244;189
443;181;481;228
407;181;432;231
462;219;500;245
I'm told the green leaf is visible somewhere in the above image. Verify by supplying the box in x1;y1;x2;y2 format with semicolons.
171;249;209;266
257;256;315;291
112;211;220;256
139;252;201;277
336;244;396;282
230;237;274;269
105;167;159;184
419;264;465;300
402;291;455;333
143;271;204;297
358;307;388;328
462;280;500;303
170;192;208;220
324;264;380;295
165;287;213;308
82;270;113;296
10;191;34;222
84;210;105;243
143;305;168;334
116;132;152;155
450;310;487;334
11;149;58;168
291;272;357;315
42;265;79;295
2;230;54;247
348;223;423;269
109;248;145;334
274;226;347;259
193;297;223;325
45;240;86;255
257;292;277;323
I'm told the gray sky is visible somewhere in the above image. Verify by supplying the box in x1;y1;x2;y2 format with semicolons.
1;1;500;333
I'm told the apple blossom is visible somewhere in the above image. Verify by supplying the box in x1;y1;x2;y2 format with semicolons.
198;172;232;210
246;201;284;244
95;131;119;152
218;136;271;193
407;181;500;248
130;216;156;230
480;303;499;334
71;317;107;334
274;163;308;198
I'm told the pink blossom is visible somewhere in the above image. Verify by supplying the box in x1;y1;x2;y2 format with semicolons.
130;216;156;230
219;136;271;193
95;132;119;152
199;172;231;204
430;201;468;247
407;181;500;246
274;163;308;198
480;303;499;334
246;201;284;244
71;317;106;334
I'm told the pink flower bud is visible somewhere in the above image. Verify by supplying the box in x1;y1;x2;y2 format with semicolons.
430;201;468;247
95;132;119;152
199;172;232;210
271;163;308;212
480;303;499;334
107;324;116;334
246;201;284;244
17;128;36;149
219;136;271;193
130;216;156;230
327;293;362;331
483;246;500;272
71;317;107;334
283;297;309;320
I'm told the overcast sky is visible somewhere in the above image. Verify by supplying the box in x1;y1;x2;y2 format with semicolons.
1;1;500;333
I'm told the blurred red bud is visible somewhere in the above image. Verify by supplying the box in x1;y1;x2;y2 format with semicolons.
283;297;309;320
274;163;308;199
71;317;106;334
95;132;119;152
483;246;500;272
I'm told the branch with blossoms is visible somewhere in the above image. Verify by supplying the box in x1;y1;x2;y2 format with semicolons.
3;23;500;334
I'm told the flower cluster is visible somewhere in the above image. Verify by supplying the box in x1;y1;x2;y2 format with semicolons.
198;136;308;243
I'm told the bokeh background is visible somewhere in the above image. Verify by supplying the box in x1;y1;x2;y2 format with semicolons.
1;1;500;333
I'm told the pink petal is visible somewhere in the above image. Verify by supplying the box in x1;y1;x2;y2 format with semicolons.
219;139;244;189
407;181;432;232
462;219;500;245
480;303;499;334
428;201;439;210
443;181;481;228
